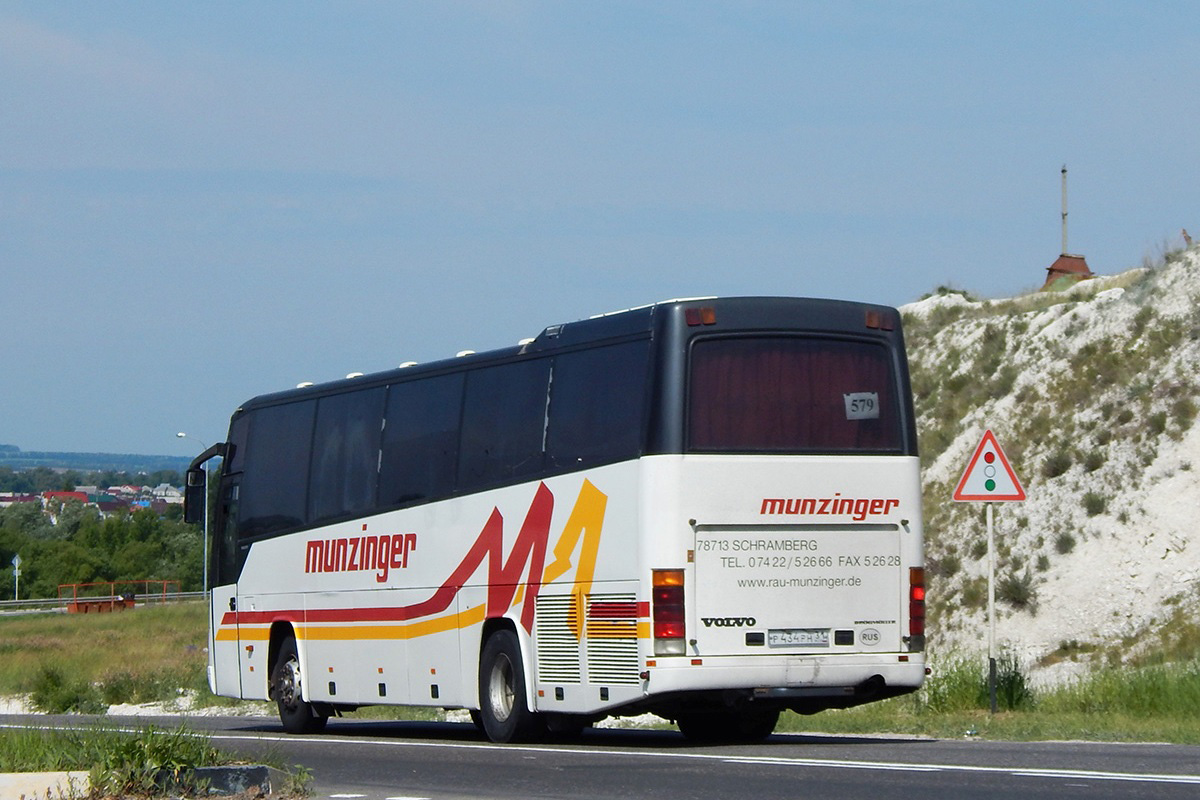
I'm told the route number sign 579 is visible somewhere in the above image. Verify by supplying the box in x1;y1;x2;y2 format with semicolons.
843;392;880;420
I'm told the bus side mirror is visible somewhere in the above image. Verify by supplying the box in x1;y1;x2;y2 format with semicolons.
184;467;206;524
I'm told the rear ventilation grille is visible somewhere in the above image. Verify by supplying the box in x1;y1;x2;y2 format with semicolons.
585;593;640;685
535;593;582;684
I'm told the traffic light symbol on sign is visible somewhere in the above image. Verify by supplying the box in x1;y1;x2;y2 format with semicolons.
953;429;1025;502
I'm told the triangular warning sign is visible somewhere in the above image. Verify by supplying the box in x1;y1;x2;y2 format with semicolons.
952;429;1025;502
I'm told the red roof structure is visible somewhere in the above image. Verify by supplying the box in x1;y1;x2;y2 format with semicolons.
1043;253;1093;290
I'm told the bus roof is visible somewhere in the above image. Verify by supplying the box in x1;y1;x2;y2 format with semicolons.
235;295;902;413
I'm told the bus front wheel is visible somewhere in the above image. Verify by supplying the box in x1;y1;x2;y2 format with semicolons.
271;635;329;734
478;629;542;743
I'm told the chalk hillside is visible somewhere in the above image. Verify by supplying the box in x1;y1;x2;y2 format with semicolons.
903;246;1200;684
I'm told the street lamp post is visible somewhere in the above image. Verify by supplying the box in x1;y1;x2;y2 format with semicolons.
176;432;211;596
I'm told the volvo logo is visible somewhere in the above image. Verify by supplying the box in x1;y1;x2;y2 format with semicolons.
701;617;757;628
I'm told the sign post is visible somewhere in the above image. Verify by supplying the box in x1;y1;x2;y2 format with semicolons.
952;429;1025;713
11;554;20;602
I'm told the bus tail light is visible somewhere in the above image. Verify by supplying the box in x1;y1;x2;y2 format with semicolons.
652;569;686;656
908;567;926;651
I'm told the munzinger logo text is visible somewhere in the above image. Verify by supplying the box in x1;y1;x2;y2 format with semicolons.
760;494;899;521
305;528;417;583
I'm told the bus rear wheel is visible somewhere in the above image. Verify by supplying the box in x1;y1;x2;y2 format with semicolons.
478;629;543;743
271;635;328;734
676;708;779;743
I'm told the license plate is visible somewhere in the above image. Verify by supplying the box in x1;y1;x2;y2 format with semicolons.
768;628;830;648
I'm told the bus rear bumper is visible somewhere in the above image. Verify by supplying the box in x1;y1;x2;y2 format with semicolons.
642;653;924;712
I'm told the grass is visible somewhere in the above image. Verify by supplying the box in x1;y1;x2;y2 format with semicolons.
0;725;221;794
0;724;312;797
776;654;1200;744
0;602;210;706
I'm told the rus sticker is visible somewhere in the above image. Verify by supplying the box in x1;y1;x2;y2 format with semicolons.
843;392;880;420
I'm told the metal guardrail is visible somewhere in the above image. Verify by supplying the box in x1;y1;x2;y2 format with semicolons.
0;591;206;612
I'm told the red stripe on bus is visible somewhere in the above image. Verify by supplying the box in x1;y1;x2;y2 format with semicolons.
587;601;647;619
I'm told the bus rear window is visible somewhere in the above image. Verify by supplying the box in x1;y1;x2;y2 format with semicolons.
688;336;902;453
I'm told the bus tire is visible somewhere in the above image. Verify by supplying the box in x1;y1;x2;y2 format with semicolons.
478;629;542;743
676;708;779;743
271;635;328;734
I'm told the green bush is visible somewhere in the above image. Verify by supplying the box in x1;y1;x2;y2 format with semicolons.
1173;398;1198;431
960;577;987;610
29;666;105;714
998;570;1037;610
921;656;985;713
992;652;1034;711
1083;449;1106;472
91;726;221;797
1148;411;1168;436
1083;491;1107;516
100;670;181;706
1041;449;1072;479
1055;531;1076;554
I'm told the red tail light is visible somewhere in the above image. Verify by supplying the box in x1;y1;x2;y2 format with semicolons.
909;567;926;651
652;569;686;656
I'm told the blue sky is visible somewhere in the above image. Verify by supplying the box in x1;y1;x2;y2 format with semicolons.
3;2;1197;455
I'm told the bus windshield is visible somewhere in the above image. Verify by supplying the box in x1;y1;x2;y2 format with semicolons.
687;335;902;453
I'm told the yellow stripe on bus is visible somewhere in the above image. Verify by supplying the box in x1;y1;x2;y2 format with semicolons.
214;605;489;644
215;610;647;643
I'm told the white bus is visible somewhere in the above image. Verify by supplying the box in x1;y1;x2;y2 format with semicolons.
185;296;925;743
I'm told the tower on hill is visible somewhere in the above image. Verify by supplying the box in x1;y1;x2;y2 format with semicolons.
1042;165;1094;291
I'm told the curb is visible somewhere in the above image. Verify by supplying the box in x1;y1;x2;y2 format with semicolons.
169;764;291;795
0;770;89;799
0;765;289;798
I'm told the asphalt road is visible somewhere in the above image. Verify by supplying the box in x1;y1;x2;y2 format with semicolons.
4;714;1200;800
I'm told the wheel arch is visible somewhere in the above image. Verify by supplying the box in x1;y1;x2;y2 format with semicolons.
267;620;299;700
478;615;538;713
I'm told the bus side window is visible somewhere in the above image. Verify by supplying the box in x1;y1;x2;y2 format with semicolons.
309;388;385;524
546;340;650;469
379;373;464;508
457;359;552;493
238;400;317;538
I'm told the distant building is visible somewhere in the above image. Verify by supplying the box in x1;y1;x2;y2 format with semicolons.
43;491;89;505
1043;253;1093;290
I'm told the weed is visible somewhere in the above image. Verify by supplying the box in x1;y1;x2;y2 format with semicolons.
90;726;221;797
1173;397;1198;431
29;665;105;714
998;570;1037;611
961;577;987;610
992;652;1034;711
921;656;986;713
1083;491;1107;516
1041;449;1072;479
1083;449;1106;472
1131;306;1155;339
1148;411;1168;436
